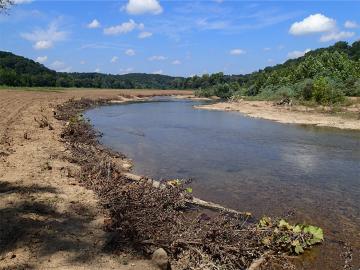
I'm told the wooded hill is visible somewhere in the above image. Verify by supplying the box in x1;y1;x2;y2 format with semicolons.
0;51;184;89
1;40;360;100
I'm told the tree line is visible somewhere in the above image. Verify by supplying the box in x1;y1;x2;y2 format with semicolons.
1;40;360;104
0;51;184;89
194;41;360;105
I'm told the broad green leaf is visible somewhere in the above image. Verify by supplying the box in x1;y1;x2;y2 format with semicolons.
293;225;302;233
258;216;272;227
303;225;324;244
278;219;293;230
294;245;304;254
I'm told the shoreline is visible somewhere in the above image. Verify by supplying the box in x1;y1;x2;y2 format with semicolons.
195;99;360;131
0;89;327;270
0;89;191;270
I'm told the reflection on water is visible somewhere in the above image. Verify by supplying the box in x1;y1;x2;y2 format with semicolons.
85;98;360;269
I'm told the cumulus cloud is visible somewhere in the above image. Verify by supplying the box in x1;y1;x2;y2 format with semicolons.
289;14;336;35
148;55;167;61
320;31;355;42
87;19;101;29
34;40;52;50
138;31;153;39
21;20;67;50
287;48;311;59
125;0;163;15
35;56;47;63
344;20;359;29
125;49;135;56
104;19;144;35
95;68;100;72
172;60;181;65
229;49;246;55
110;56;118;63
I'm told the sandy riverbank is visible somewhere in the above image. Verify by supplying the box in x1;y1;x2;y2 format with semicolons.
195;99;360;130
0;89;191;270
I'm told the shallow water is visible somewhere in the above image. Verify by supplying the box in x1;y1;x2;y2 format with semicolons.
85;98;360;269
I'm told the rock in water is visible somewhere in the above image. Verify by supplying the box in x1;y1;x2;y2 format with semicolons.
152;248;168;270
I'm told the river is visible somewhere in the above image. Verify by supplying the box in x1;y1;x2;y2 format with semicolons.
85;97;360;269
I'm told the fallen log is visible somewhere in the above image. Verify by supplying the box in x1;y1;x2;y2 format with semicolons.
123;172;251;217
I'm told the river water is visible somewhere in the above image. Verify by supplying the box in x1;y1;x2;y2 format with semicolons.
85;98;360;269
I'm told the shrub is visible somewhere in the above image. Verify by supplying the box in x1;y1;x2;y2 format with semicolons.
255;85;295;101
194;87;215;97
213;83;232;98
295;79;314;101
313;77;345;105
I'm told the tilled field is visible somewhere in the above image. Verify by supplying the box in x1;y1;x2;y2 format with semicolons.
0;89;190;270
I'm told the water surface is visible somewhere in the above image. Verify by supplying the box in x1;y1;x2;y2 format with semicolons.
85;98;360;269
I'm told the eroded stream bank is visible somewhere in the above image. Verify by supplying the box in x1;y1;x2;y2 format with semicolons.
86;97;360;270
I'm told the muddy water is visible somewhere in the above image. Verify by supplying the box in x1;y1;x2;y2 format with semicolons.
85;98;360;269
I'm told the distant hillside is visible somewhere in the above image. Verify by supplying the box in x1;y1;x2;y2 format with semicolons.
1;40;360;95
0;51;185;89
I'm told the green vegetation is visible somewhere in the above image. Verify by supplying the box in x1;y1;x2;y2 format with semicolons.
1;40;360;104
0;51;184;89
193;40;360;105
258;217;324;255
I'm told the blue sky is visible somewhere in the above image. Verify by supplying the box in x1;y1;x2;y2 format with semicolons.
1;0;359;77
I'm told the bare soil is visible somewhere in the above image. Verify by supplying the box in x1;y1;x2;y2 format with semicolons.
0;89;191;270
195;99;360;130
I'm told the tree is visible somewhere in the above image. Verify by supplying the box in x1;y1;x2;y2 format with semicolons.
0;0;14;12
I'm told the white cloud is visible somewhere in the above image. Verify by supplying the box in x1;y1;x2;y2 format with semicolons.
172;60;181;65
263;47;271;51
287;48;311;59
344;20;359;29
119;67;134;74
13;0;32;4
125;0;163;15
197;18;228;30
34;40;52;50
104;19;144;35
35;56;47;63
320;31;355;42
110;56;118;63
148;55;167;61
80;60;86;65
87;19;101;29
289;14;336;35
21;20;67;50
50;60;65;69
125;49;135;56
152;69;163;74
230;49;246;55
95;68;100;72
138;31;153;39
